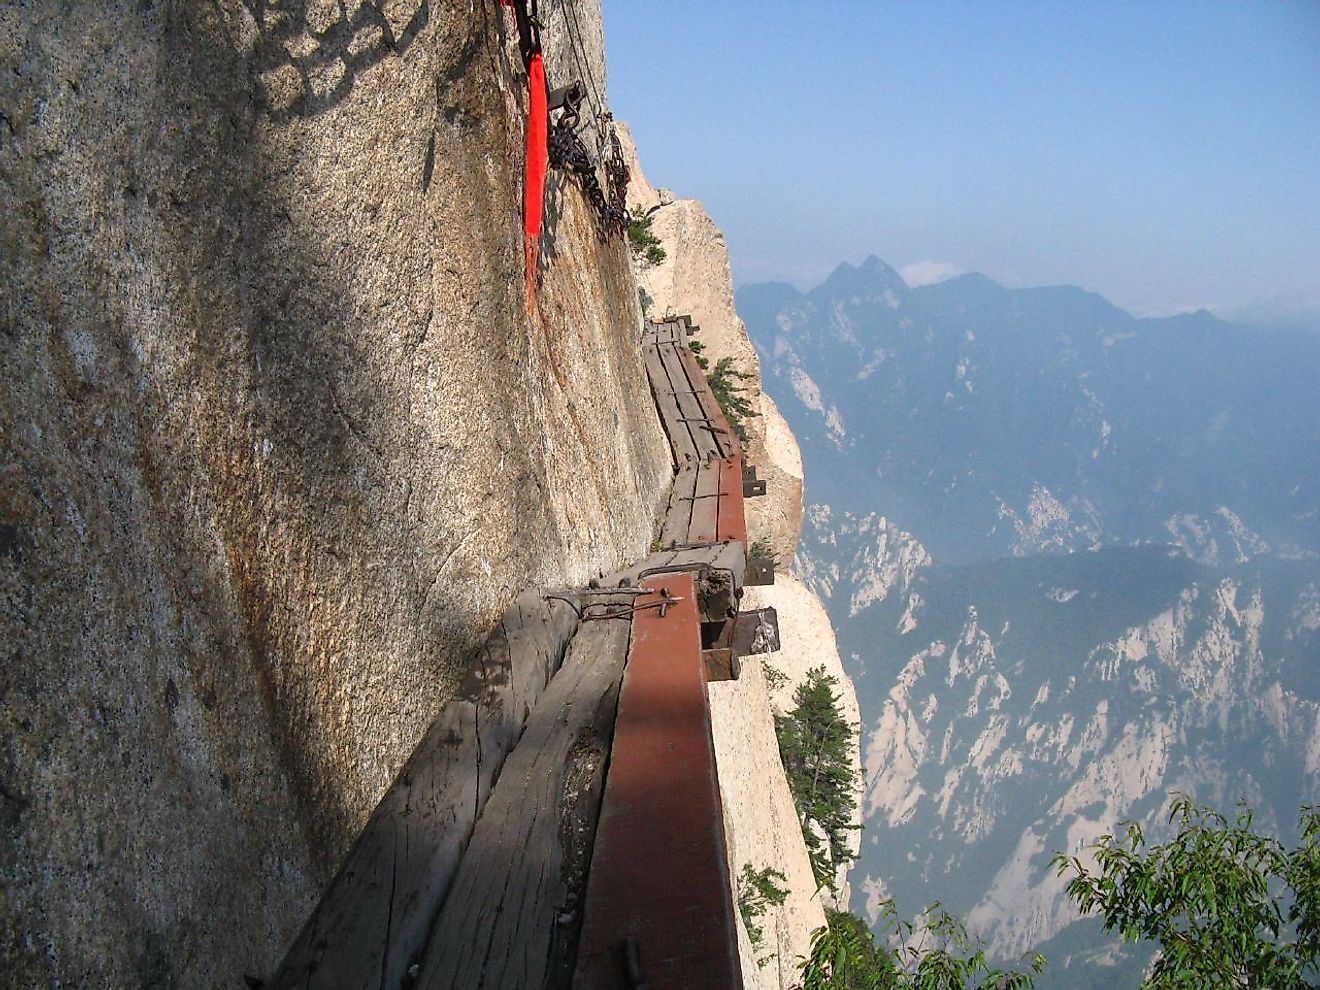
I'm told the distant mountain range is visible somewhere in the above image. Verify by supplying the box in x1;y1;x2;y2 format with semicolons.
740;257;1320;987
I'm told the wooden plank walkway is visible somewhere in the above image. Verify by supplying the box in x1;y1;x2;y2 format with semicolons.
268;592;580;990
572;575;743;989
640;319;747;548
414;595;635;990
269;316;768;990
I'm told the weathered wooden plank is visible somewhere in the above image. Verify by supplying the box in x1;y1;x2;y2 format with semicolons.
657;341;716;461
268;592;580;990
658;339;724;461
414;597;634;990
573;576;743;990
667;333;730;453
660;462;700;547
652;320;683;345
684;457;722;546
674;341;736;460
641;333;699;465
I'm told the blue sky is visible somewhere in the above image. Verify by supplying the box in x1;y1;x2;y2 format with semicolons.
601;1;1320;324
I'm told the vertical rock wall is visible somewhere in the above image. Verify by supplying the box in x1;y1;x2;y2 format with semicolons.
0;2;668;986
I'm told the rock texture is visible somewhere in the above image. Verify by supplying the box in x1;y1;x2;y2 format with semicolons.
710;656;827;990
710;575;863;987
0;2;668;986
620;124;804;562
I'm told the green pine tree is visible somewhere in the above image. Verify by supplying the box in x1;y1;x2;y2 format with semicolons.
775;666;859;888
706;355;757;446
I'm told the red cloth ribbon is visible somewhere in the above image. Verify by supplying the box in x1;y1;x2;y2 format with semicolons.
524;52;547;311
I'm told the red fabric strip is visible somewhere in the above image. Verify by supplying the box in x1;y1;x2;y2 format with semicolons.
524;52;547;311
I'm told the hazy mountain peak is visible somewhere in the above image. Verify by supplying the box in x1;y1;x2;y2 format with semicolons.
814;255;909;303
1142;308;1229;332
746;255;1320;989
934;271;1002;291
861;254;903;278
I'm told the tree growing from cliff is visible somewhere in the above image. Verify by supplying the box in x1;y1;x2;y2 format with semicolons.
707;355;758;446
795;906;1043;990
627;211;666;266
685;341;758;446
739;863;790;967
1054;797;1320;989
775;666;858;889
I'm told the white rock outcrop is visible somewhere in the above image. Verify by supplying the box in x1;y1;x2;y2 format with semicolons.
710;659;828;989
711;572;863;987
620;123;805;562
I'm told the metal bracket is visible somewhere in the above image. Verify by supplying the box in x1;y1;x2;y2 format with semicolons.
745;556;775;587
547;80;584;113
732;607;780;655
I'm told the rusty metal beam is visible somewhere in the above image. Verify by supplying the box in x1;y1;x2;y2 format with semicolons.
715;452;748;546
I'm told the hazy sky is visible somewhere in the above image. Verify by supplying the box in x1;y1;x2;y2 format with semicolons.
602;1;1320;324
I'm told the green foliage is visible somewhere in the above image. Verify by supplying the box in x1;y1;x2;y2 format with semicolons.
707;355;758;446
1054;797;1320;989
627;212;666;266
739;864;790;967
750;535;779;566
775;666;859;889
797;910;898;989
795;907;1043;990
794;797;1319;990
762;661;789;693
688;338;710;371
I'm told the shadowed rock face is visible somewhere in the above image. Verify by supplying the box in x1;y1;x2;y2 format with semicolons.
0;2;668;985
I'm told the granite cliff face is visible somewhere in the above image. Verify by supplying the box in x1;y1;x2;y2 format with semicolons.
1;3;670;985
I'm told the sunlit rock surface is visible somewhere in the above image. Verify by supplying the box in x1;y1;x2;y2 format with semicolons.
620;123;804;563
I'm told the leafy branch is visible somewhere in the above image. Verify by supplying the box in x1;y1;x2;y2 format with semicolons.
795;907;1043;990
739;864;790;967
1054;797;1320;989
